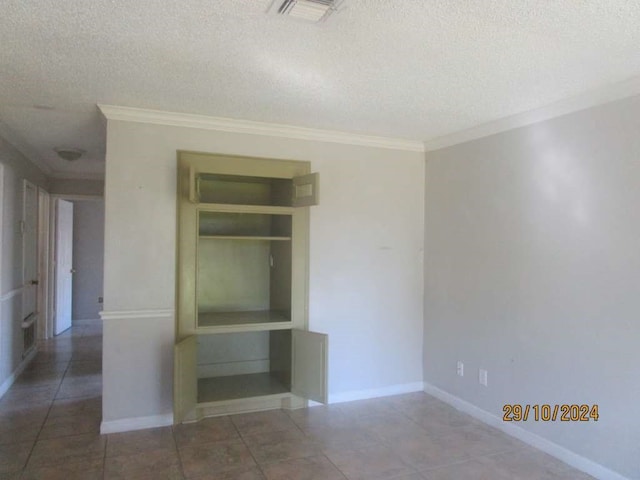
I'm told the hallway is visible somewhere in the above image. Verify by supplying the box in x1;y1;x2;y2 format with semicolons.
0;324;103;478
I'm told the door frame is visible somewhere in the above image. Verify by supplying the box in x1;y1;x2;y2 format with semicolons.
0;164;4;326
48;194;102;338
0;164;3;296
22;180;39;354
37;188;50;340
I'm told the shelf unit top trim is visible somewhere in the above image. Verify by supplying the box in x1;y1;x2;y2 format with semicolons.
199;235;292;241
196;204;295;215
195;322;293;334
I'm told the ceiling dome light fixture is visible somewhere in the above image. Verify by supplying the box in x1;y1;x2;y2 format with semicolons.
54;147;85;162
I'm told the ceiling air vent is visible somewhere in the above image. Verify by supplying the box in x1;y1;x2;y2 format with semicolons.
272;0;339;23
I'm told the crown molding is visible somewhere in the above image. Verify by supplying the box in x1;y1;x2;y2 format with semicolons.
0;120;52;175
98;105;425;153
424;75;640;152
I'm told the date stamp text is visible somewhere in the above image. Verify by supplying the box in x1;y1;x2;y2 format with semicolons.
503;404;599;422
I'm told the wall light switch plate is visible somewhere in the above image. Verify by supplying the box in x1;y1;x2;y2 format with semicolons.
479;369;488;386
457;361;464;377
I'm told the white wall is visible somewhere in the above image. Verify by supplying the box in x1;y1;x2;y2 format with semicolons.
71;200;104;322
0;136;48;396
424;95;640;479
50;178;104;197
102;120;425;423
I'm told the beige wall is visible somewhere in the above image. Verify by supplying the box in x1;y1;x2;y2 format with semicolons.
49;178;104;197
0;137;48;394
424;95;640;479
102;121;425;422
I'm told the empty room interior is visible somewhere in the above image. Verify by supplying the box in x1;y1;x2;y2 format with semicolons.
0;1;639;479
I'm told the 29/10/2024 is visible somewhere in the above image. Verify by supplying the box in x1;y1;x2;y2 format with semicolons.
503;404;599;422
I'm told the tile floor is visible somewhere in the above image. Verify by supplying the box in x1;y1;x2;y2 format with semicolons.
0;325;594;479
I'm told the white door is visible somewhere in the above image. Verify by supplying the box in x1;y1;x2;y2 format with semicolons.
54;199;73;335
22;181;39;352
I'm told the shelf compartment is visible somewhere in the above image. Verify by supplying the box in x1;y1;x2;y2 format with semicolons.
196;330;292;403
197;174;293;207
197;235;292;328
198;310;290;328
198;373;289;403
199;211;292;237
199;235;291;241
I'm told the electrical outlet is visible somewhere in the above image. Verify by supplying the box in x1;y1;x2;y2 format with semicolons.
479;369;488;386
98;297;103;304
456;361;464;377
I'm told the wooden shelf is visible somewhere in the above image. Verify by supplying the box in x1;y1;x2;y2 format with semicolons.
197;203;295;215
198;310;290;327
199;235;291;241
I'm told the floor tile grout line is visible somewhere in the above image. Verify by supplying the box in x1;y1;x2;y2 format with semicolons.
321;452;350;480
172;425;189;480
20;344;73;472
231;414;269;479
102;433;108;480
14;325;99;475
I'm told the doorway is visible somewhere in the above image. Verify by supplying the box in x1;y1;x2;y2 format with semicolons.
48;195;104;338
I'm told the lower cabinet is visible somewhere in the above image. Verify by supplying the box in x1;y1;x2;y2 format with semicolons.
174;329;327;422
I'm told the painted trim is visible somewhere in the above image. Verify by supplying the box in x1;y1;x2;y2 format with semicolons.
0;286;25;302
328;381;425;404
0;347;37;400
22;179;37;288
100;413;174;434
0;164;3;312
424;76;640;151
99;309;174;320
98;105;425;153
423;382;629;480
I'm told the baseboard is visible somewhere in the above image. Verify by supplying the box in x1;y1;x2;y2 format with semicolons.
423;382;629;480
73;318;102;326
0;347;38;399
100;413;173;434
328;381;425;404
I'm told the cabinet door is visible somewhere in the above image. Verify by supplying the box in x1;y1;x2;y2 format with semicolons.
291;329;328;403
292;173;319;207
174;335;197;423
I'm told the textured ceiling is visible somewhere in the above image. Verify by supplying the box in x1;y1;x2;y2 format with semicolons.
1;0;640;178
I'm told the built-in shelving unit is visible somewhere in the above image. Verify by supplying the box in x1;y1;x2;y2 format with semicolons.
175;151;327;423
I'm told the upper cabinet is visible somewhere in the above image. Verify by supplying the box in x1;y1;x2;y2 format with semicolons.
187;157;318;208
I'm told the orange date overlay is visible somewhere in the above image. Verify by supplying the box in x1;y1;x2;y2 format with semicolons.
503;404;599;422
